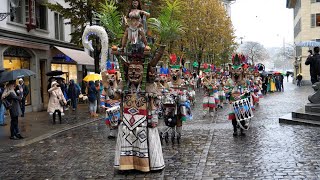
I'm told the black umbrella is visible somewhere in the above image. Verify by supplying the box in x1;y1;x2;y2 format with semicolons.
260;71;268;77
0;69;36;83
46;70;64;76
48;76;65;82
0;68;5;73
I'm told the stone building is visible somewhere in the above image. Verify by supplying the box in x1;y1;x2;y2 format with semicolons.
0;0;94;112
286;0;320;84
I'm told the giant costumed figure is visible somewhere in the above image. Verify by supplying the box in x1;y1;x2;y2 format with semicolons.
82;0;166;172
115;0;165;172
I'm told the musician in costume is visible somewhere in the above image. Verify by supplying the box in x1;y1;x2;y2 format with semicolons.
166;59;192;137
183;69;196;106
226;54;251;136
202;68;216;117
100;63;122;138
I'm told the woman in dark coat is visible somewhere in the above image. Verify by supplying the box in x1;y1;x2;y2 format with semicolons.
1;80;23;140
87;81;98;117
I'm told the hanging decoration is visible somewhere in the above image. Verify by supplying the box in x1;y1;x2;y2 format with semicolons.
82;25;109;72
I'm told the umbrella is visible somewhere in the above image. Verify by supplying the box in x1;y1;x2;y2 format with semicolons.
0;69;35;83
83;74;102;82
295;41;320;47
260;71;268;77
46;70;64;76
48;76;65;82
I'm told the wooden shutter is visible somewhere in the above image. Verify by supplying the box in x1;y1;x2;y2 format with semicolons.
311;14;316;27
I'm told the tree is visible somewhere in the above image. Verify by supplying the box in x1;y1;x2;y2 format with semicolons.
240;41;268;64
97;0;124;45
273;45;295;70
181;0;236;72
148;0;185;45
46;0;105;46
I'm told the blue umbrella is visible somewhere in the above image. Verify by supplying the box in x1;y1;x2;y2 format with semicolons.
295;41;320;47
0;69;36;83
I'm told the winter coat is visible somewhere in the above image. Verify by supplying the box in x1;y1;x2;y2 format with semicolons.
47;86;67;113
68;80;80;100
313;53;320;76
88;81;98;103
2;89;21;117
305;55;318;77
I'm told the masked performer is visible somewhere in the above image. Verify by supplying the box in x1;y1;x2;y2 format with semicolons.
202;69;216;117
100;65;122;138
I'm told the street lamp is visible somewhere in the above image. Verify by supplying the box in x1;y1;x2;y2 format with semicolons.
0;0;20;21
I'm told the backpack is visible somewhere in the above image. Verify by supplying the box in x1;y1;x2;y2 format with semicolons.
2;97;12;110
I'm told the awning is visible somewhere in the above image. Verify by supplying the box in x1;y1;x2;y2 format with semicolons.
54;46;94;65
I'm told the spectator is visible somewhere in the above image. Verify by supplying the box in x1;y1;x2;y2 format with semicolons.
48;81;67;124
296;74;303;87
313;47;320;79
95;80;101;113
68;79;80;111
286;72;290;82
87;81;98;117
0;83;6;126
16;78;29;117
305;49;318;84
280;74;284;92
2;80;23;140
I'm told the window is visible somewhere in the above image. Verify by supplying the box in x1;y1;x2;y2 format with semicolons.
51;64;77;83
54;13;64;40
10;0;23;23
294;18;301;38
311;0;320;2
25;0;36;26
9;0;47;30
35;2;47;30
311;14;320;27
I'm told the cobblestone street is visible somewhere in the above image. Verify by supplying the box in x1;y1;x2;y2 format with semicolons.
1;80;320;179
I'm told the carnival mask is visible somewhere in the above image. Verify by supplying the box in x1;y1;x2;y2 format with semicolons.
128;64;143;85
102;71;117;88
170;69;181;82
232;67;243;83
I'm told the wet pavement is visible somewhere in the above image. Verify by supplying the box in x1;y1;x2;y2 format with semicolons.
1;80;320;179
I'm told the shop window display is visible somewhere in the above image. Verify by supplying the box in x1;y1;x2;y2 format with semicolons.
3;57;32;105
51;64;77;83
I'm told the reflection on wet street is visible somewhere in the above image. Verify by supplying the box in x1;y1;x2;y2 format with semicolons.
1;81;320;179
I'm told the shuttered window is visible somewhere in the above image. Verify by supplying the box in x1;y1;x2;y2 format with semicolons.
311;14;316;27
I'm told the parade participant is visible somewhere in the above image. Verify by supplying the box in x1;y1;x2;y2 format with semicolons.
202;67;216;117
226;54;252;136
183;69;196;106
100;64;122;139
216;68;226;108
166;58;192;136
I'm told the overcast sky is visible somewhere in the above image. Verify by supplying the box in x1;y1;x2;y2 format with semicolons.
230;0;294;48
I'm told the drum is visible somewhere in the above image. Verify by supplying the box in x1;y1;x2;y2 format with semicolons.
106;105;121;127
232;98;253;130
163;94;175;107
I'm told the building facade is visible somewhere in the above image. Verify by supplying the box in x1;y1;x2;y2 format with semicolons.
287;0;320;84
0;0;94;112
